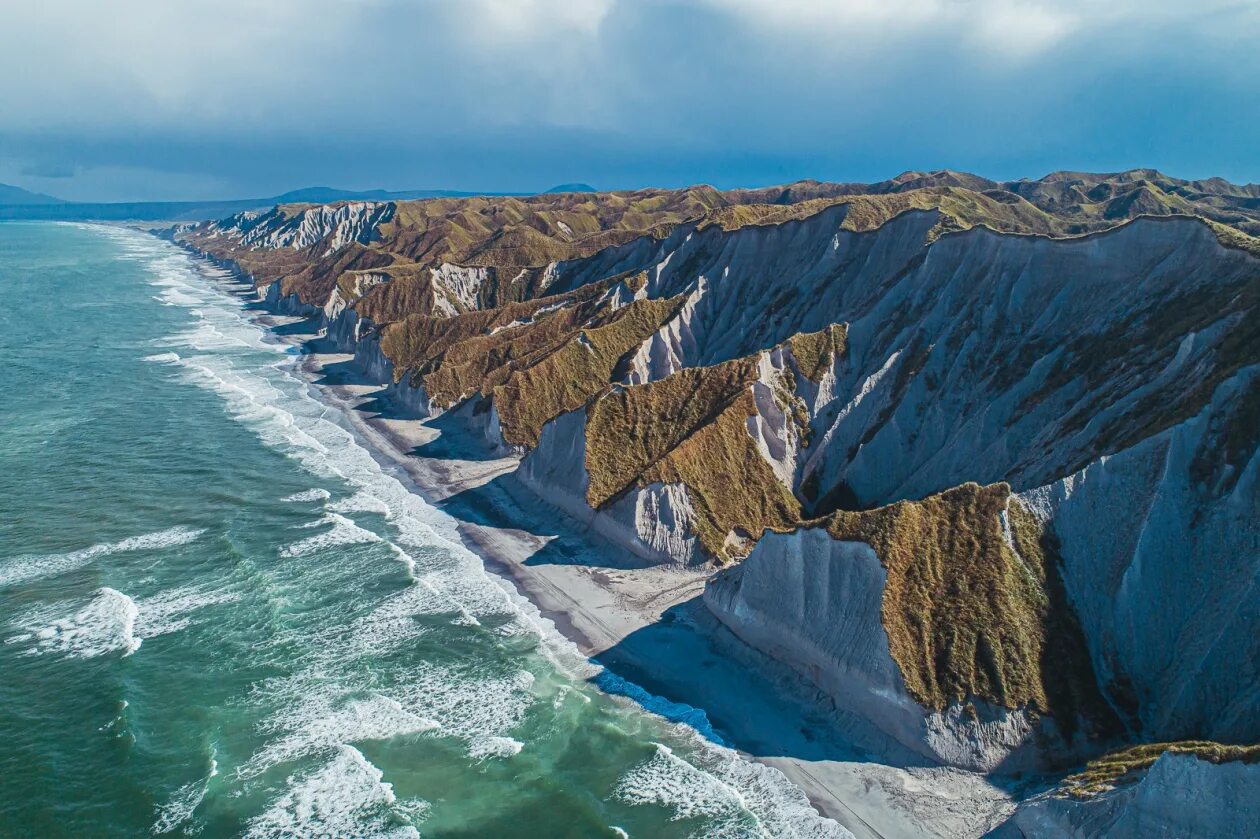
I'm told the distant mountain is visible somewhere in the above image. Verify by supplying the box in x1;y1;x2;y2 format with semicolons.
545;183;596;193
0;183;66;205
270;186;490;204
0;185;524;222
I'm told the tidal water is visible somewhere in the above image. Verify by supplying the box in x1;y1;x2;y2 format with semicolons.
0;222;842;838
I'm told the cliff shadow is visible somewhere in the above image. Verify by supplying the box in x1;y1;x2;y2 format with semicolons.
437;474;600;569
310;357;380;389
270;317;322;337
589;597;933;769
441;470;684;570
407;411;523;464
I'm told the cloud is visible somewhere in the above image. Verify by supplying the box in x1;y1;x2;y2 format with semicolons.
0;0;1257;199
697;0;1080;59
20;161;77;179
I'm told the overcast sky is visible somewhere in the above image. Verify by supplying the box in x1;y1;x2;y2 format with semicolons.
1;0;1257;201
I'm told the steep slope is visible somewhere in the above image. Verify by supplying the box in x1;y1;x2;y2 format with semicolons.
172;170;1260;779
989;743;1260;837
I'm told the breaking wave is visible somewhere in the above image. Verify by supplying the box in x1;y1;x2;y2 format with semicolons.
243;746;424;839
0;526;205;588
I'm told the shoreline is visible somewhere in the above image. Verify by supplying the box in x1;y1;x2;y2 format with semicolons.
187;247;1021;839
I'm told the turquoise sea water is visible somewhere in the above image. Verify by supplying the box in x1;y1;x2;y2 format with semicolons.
0;223;842;838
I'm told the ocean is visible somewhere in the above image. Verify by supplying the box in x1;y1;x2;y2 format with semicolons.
0;222;843;838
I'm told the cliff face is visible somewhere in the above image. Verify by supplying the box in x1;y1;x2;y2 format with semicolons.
173;170;1260;779
989;745;1260;838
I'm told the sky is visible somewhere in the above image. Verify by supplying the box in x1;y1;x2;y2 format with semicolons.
1;0;1257;201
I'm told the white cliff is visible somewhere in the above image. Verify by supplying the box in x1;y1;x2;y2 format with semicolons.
1017;365;1260;743
989;753;1260;838
704;528;1043;772
517;410;704;566
208;202;394;254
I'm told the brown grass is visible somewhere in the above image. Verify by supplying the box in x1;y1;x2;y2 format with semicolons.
585;358;801;561
491;295;685;447
1060;741;1260;798
824;484;1051;711
786;323;849;382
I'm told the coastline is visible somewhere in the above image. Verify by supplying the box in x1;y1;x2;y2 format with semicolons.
183;243;1021;839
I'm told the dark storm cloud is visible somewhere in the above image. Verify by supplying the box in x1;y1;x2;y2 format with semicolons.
1;0;1257;201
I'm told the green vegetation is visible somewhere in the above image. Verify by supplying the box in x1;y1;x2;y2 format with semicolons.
825;485;1048;711
1060;741;1260;798
786;323;848;383
817;486;1116;727
585;357;802;561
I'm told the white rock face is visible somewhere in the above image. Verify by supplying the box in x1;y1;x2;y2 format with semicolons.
990;754;1260;838
209;202;394;255
430;263;492;315
262;280;320;317
607;210;1256;515
517;410;703;565
1017;364;1260;744
323;272;390;325
704;529;1041;772
622;278;706;385
746;348;803;491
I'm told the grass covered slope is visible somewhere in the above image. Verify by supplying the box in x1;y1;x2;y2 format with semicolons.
824;485;1112;731
585;356;803;561
179;168;1260;320
1059;741;1260;798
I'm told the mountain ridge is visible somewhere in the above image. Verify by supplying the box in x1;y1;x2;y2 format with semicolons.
0;183;600;220
0;183;66;205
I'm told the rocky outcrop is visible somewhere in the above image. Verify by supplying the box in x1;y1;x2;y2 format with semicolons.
705;483;1112;772
1018;365;1260;744
211;202;394;254
990;749;1260;838
517;410;704;565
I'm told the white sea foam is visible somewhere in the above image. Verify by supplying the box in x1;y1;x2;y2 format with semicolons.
468;736;524;760
281;488;332;503
134;585;242;639
387;666;535;759
155;286;202;307
143;351;181;364
151;757;218;835
244;693;438;778
617;743;744;822
243;746;422;839
11;583;236;659
328;490;393;517
617;743;851;839
15;587;141;659
279;513;382;558
320;583;437;660
0;526;205;587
